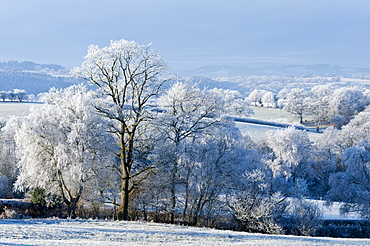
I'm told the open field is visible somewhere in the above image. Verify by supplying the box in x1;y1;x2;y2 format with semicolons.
236;107;322;142
0;102;41;119
0;219;369;245
0;103;322;141
250;107;299;124
236;121;322;142
341;77;370;86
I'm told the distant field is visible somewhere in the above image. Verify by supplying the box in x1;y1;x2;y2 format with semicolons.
236;121;321;142
236;107;322;142
250;107;298;123
341;77;370;85
0;103;322;141
0;102;41;119
1;103;297;122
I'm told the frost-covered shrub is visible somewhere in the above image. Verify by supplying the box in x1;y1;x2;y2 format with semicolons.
227;170;286;234
281;199;322;236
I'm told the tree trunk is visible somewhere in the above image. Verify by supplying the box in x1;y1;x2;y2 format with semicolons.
56;170;82;219
299;114;303;124
117;122;132;220
192;194;205;226
66;196;80;218
182;166;192;222
170;160;178;223
118;173;130;220
170;182;176;223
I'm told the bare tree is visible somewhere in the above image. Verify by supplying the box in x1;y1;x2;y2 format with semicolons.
72;39;169;220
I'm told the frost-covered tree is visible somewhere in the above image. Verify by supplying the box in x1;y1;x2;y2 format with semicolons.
0;89;27;102
210;88;253;116
180;122;247;225
72;39;169;220
0;119;19;198
328;139;370;219
310;126;343;198
8;85;115;217
0;91;8;101
265;127;313;196
154;81;222;223
277;88;290;102
261;91;275;108
141;103;258;226
306;85;332;128
330;87;368;118
246;89;264;107
277;98;285;109
284;88;309;124
13;89;27;102
7;91;16;101
339;111;370;150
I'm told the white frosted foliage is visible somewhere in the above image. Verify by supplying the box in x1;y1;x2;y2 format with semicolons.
10;85;115;211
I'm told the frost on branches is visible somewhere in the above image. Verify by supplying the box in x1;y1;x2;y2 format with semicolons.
265;127;313;197
328;139;370;219
9;85;116;217
72;39;170;220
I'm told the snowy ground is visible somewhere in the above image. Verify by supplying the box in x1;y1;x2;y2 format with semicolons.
0;219;369;246
0;102;41;119
250;107;299;124
1;102;323;143
236;121;322;142
235;107;323;142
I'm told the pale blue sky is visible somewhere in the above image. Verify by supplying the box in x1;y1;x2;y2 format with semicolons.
0;0;369;71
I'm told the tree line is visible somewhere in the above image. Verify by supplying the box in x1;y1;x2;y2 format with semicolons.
1;40;370;237
0;89;28;102
246;85;369;128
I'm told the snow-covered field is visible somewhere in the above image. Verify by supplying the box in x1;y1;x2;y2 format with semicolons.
251;107;298;123
0;102;322;143
236;107;323;142
236;122;322;142
0;102;41;119
0;219;369;246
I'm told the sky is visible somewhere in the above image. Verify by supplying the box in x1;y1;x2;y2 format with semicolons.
0;0;370;72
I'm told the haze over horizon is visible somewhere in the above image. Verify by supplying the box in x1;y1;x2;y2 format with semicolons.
1;0;369;72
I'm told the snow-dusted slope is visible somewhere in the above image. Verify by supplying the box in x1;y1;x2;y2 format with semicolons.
0;219;369;245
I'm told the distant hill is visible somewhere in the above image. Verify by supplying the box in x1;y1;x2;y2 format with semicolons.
0;61;83;95
0;61;68;74
2;60;370;97
178;64;370;78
